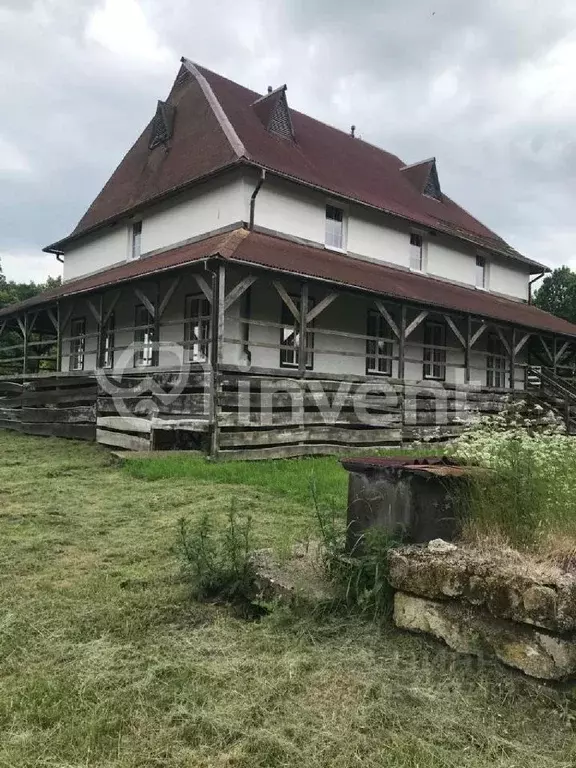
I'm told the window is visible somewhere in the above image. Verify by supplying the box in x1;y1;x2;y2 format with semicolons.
280;295;314;369
486;334;507;388
423;321;446;381
102;313;115;369
325;204;345;250
366;310;393;376
130;221;142;260
134;305;155;367
70;318;86;372
184;295;211;362
409;233;424;271
476;255;487;289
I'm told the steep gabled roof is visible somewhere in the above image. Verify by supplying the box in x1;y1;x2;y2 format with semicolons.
45;59;546;273
11;227;575;338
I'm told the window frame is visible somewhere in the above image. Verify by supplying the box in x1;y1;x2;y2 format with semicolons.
184;293;211;363
102;312;115;370
366;309;394;376
475;253;488;290
279;293;315;370
409;231;426;272
422;320;446;381
133;304;155;368
70;317;86;372
324;202;347;252
486;333;508;389
130;221;142;261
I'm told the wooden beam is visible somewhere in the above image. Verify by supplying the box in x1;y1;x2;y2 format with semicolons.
46;308;58;331
465;315;471;384
0;320;5;340
209;264;225;458
22;314;28;375
398;305;407;380
470;322;487;348
103;292;121;325
510;329;516;390
158;277;181;318
86;298;101;325
494;326;511;356
298;282;309;376
374;300;400;338
273;280;299;320
444;316;466;348
539;336;554;364
28;311;39;335
60;303;75;336
134;287;155;318
195;274;213;304
306;292;338;323
514;332;531;356
555;340;571;364
224;275;257;311
405;310;428;339
15;316;25;337
96;294;104;368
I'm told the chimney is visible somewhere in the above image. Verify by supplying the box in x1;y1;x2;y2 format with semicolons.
350;125;356;138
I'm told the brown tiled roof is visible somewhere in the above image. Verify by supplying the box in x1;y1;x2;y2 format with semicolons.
44;60;546;272
8;228;576;337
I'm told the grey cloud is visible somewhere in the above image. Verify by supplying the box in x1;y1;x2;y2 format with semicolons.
0;0;575;282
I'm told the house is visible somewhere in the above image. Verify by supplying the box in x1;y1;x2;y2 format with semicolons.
1;58;576;456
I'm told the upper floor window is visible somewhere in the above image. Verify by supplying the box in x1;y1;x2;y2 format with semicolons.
476;255;487;289
134;304;155;367
70;318;86;372
130;221;142;261
423;321;446;381
409;233;424;271
184;295;211;363
280;294;314;370
366;310;393;376
325;204;345;250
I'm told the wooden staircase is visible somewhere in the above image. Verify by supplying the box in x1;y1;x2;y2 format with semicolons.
525;366;576;434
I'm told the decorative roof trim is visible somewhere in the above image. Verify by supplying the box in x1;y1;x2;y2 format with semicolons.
180;57;247;159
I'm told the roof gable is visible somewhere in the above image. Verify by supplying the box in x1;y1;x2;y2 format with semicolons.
252;86;294;140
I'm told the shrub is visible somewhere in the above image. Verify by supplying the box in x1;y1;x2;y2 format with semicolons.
448;400;576;549
178;506;258;608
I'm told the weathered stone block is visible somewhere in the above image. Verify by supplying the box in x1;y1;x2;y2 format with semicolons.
388;546;576;633
394;592;576;680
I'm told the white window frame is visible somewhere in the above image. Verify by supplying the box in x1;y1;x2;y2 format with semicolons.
366;310;394;376
102;312;115;369
129;221;142;261
486;334;507;388
70;317;86;372
134;304;155;367
409;231;426;272
279;294;314;370
423;321;446;381
324;202;347;252
475;253;488;290
184;294;211;363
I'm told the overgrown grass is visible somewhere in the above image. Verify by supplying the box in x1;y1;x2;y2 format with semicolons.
1;430;576;767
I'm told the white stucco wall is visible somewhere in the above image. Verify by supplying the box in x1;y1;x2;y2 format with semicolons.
490;258;530;302
62;175;246;283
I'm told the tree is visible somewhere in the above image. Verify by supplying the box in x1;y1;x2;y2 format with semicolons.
533;266;576;324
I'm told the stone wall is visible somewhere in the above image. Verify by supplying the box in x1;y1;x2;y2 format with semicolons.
388;543;576;680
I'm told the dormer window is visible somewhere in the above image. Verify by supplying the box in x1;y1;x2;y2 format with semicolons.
252;85;294;141
409;233;424;271
149;100;175;150
325;204;345;250
130;221;142;260
476;255;487;289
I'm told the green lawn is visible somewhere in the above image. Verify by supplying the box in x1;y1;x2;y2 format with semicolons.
0;431;574;767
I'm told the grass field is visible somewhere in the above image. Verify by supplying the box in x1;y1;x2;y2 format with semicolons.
0;431;575;767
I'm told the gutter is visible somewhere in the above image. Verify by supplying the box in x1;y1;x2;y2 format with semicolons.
249;168;266;230
528;272;546;304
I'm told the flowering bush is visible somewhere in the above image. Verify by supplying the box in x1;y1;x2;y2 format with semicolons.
448;400;576;549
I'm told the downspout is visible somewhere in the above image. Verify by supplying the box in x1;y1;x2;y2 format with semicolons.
55;254;64;264
249;168;266;230
528;272;546;304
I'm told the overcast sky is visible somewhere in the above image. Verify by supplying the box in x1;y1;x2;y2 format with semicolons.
1;0;576;283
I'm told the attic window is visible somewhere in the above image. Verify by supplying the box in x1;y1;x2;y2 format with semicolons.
252;86;294;141
423;162;442;201
149;100;175;150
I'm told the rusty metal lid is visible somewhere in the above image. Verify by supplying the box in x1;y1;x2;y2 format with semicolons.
340;456;457;473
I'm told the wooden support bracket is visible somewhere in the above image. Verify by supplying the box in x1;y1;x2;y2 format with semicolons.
103;292;121;325
195;274;213;304
470;322;487;348
224;275;257;311
273;280;299;320
159;277;181;318
405;310;428;339
514;332;531;357
306;292;338;323
134;287;156;318
444;315;466;348
374;300;400;338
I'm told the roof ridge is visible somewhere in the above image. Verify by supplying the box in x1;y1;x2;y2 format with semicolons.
180;58;248;160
